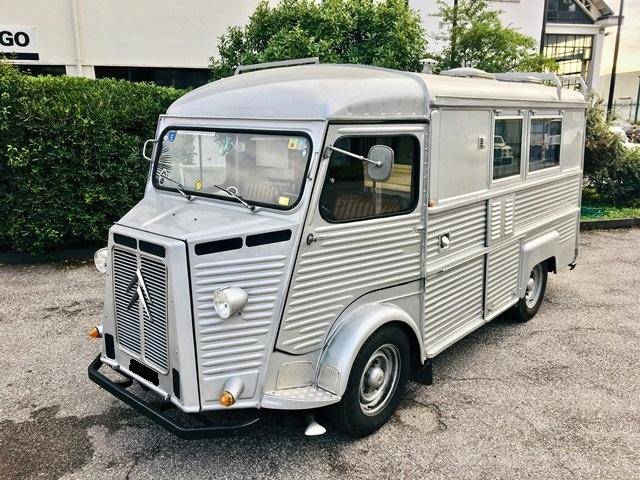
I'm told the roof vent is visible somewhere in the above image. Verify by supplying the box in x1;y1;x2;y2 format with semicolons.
439;67;496;80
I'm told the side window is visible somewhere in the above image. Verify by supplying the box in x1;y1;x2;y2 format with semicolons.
493;118;523;180
319;135;420;222
529;118;562;172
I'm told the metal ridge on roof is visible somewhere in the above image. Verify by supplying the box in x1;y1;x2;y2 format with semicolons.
166;64;586;120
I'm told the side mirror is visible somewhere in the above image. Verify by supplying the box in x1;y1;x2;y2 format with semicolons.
142;138;156;162
366;145;394;182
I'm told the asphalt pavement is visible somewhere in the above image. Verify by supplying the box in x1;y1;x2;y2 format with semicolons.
0;228;638;480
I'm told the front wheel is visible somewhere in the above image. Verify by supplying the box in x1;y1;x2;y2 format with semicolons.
511;262;548;322
325;325;410;438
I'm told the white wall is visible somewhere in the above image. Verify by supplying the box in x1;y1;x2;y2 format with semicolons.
409;0;544;54
0;0;260;71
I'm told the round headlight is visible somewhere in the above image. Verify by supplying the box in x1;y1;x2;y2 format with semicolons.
94;248;109;274
212;287;248;319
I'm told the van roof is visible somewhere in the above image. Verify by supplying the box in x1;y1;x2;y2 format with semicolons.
166;64;586;121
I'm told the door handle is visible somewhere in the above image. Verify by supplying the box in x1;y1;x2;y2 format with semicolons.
306;232;329;245
306;233;318;245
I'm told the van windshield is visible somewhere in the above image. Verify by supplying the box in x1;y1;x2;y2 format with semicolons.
153;129;311;209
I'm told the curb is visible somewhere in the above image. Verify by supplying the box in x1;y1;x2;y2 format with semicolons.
580;218;640;231
0;247;97;265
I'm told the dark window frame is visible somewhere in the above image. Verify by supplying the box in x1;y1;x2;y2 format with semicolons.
318;134;421;224
527;116;563;173
151;126;313;212
491;115;525;182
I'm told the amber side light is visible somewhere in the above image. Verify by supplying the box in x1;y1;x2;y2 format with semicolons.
220;391;235;407
88;326;102;339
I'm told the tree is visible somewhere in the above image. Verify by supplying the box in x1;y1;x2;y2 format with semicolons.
430;0;556;73
210;0;427;80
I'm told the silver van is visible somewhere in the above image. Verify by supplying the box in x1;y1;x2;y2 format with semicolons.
88;61;586;438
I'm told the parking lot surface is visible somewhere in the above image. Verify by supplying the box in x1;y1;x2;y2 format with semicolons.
1;228;639;480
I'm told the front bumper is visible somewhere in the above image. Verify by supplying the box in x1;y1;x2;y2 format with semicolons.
88;355;260;439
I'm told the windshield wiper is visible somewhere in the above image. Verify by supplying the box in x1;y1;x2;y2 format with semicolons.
212;184;255;212
157;172;192;201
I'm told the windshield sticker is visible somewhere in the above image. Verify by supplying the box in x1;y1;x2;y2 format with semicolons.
288;137;303;150
194;180;203;191
278;196;291;206
167;131;176;142
158;168;169;185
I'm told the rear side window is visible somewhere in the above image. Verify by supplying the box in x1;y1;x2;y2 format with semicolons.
493;118;523;180
529;118;562;171
319;135;420;222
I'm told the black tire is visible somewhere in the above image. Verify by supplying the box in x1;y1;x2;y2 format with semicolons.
325;325;410;438
511;261;548;322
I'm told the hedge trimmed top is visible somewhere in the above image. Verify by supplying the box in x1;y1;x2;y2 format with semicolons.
0;64;184;254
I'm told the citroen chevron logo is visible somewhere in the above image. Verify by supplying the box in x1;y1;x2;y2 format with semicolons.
127;268;152;319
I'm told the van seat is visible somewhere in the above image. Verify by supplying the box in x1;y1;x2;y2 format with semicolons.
241;181;282;204
331;194;403;221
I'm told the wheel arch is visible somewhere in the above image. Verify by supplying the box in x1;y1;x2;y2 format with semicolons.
316;302;424;397
519;230;559;297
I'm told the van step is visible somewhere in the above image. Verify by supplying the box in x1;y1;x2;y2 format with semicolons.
262;386;340;409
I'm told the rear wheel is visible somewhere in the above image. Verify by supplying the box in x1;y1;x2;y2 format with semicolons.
325;325;410;438
511;262;548;322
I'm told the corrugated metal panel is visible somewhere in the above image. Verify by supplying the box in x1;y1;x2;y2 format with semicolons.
426;202;486;263
489;199;502;242
113;249;141;355
140;256;169;371
558;213;578;244
424;256;484;354
113;247;169;373
487;194;515;245
193;254;286;378
504;197;515;237
514;175;580;232
277;213;423;354
486;241;520;316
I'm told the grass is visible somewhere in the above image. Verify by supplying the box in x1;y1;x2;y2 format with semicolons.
581;186;640;220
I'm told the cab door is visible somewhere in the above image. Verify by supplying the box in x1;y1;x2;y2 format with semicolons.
276;124;427;355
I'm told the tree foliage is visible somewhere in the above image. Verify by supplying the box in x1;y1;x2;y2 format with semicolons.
584;95;640;206
210;0;427;79
430;0;556;73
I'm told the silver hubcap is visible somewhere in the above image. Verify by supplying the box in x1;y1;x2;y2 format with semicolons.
359;344;400;416
525;264;543;308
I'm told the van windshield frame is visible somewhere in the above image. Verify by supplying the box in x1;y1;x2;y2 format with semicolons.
151;126;313;211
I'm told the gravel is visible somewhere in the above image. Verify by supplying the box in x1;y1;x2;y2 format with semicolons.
1;229;638;480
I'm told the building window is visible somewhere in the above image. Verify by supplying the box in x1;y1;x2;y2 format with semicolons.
543;34;593;78
493;118;523;180
94;66;210;89
14;64;66;76
529;118;562;172
546;0;594;24
319;136;419;222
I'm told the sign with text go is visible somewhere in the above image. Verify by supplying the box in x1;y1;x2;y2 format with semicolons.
0;26;39;60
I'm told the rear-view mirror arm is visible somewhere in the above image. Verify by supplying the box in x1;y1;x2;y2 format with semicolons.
323;145;382;167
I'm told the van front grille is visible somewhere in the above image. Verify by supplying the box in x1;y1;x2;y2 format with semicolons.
113;246;169;373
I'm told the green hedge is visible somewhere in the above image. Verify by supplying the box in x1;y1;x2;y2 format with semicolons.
0;64;184;254
584;95;640;207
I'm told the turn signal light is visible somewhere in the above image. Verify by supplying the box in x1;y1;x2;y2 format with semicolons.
220;391;235;407
88;326;102;339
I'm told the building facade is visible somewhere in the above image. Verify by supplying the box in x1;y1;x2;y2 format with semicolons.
412;0;618;91
1;0;618;90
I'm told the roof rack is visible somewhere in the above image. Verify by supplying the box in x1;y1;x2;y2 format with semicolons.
494;72;563;99
440;67;496;80
234;57;320;76
558;75;589;96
